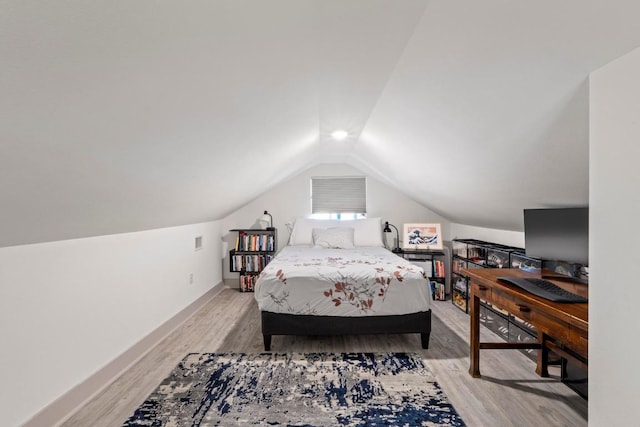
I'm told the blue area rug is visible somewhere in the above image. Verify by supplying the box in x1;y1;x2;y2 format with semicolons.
123;352;465;426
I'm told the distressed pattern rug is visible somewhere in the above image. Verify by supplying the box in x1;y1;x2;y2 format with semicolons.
123;352;465;426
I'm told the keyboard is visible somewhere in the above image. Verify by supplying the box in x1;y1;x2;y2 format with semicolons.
497;276;588;303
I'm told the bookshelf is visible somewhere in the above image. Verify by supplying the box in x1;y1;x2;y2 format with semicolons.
400;249;447;300
451;238;542;313
229;229;277;292
451;238;542;361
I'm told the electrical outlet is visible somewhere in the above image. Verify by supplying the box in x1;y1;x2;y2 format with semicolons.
189;273;194;284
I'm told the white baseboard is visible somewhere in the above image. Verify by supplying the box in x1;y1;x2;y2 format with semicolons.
223;277;238;289
23;281;225;427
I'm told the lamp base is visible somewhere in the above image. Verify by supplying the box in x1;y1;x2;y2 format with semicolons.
266;227;276;231
392;248;403;253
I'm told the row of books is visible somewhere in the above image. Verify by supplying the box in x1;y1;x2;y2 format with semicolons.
231;254;273;272
430;281;446;301
240;274;258;292
235;233;275;252
433;260;445;278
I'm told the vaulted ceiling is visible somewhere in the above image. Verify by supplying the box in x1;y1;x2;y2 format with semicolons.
2;1;640;247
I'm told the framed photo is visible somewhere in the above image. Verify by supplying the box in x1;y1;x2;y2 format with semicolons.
402;223;443;250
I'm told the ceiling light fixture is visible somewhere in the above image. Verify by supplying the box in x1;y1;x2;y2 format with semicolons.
331;130;349;141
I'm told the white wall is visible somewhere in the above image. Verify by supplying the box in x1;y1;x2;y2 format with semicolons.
449;223;525;248
0;221;223;427
589;47;640;425
220;163;449;280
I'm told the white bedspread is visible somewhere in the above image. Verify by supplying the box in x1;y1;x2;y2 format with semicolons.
254;246;431;317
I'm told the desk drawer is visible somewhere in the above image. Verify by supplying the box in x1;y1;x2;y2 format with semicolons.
569;326;588;358
491;289;570;342
471;281;492;299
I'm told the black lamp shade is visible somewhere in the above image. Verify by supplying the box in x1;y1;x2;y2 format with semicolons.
262;210;274;230
383;221;402;253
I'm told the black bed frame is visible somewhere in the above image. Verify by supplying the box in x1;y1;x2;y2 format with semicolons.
260;310;432;351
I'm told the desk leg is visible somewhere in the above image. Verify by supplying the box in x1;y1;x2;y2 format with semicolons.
536;333;550;377
469;293;481;377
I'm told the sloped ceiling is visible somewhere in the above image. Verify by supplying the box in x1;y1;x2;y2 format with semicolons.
1;1;640;247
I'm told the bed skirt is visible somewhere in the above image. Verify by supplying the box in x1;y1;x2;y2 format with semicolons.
260;310;431;351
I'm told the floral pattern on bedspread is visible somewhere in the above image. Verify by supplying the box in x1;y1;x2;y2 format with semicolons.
254;246;431;317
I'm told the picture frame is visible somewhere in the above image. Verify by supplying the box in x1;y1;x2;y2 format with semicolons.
402;223;443;250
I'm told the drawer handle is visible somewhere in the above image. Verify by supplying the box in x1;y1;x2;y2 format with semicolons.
517;304;531;313
478;286;488;291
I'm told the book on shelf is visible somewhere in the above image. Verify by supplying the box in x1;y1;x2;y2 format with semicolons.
233;232;275;252
232;254;274;272
430;281;446;301
434;260;445;278
240;274;258;292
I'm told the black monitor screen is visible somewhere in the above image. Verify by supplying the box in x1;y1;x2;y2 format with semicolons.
524;207;589;265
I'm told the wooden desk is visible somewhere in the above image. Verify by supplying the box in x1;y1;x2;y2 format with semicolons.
464;268;588;378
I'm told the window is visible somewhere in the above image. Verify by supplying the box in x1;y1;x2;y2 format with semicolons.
311;176;366;220
311;212;366;220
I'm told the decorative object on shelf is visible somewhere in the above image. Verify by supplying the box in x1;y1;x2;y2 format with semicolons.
383;221;402;253
402;223;443;250
259;210;275;230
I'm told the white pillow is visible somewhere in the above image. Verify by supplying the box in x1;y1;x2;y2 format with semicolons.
289;217;384;247
289;218;339;245
339;217;384;247
312;227;355;249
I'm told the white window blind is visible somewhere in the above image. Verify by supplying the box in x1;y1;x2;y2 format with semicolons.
311;176;367;214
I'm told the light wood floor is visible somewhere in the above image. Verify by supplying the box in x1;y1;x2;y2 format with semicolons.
63;288;588;426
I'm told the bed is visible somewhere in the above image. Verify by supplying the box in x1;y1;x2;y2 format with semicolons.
254;217;433;351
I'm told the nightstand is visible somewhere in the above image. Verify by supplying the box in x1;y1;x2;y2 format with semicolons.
400;249;446;300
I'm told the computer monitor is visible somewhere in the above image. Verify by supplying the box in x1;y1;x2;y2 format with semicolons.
524;207;588;266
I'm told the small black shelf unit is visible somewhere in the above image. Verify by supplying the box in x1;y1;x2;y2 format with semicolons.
229;228;277;292
451;238;542;361
400;249;447;300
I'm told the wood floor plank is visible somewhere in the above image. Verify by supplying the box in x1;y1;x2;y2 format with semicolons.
62;288;587;426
